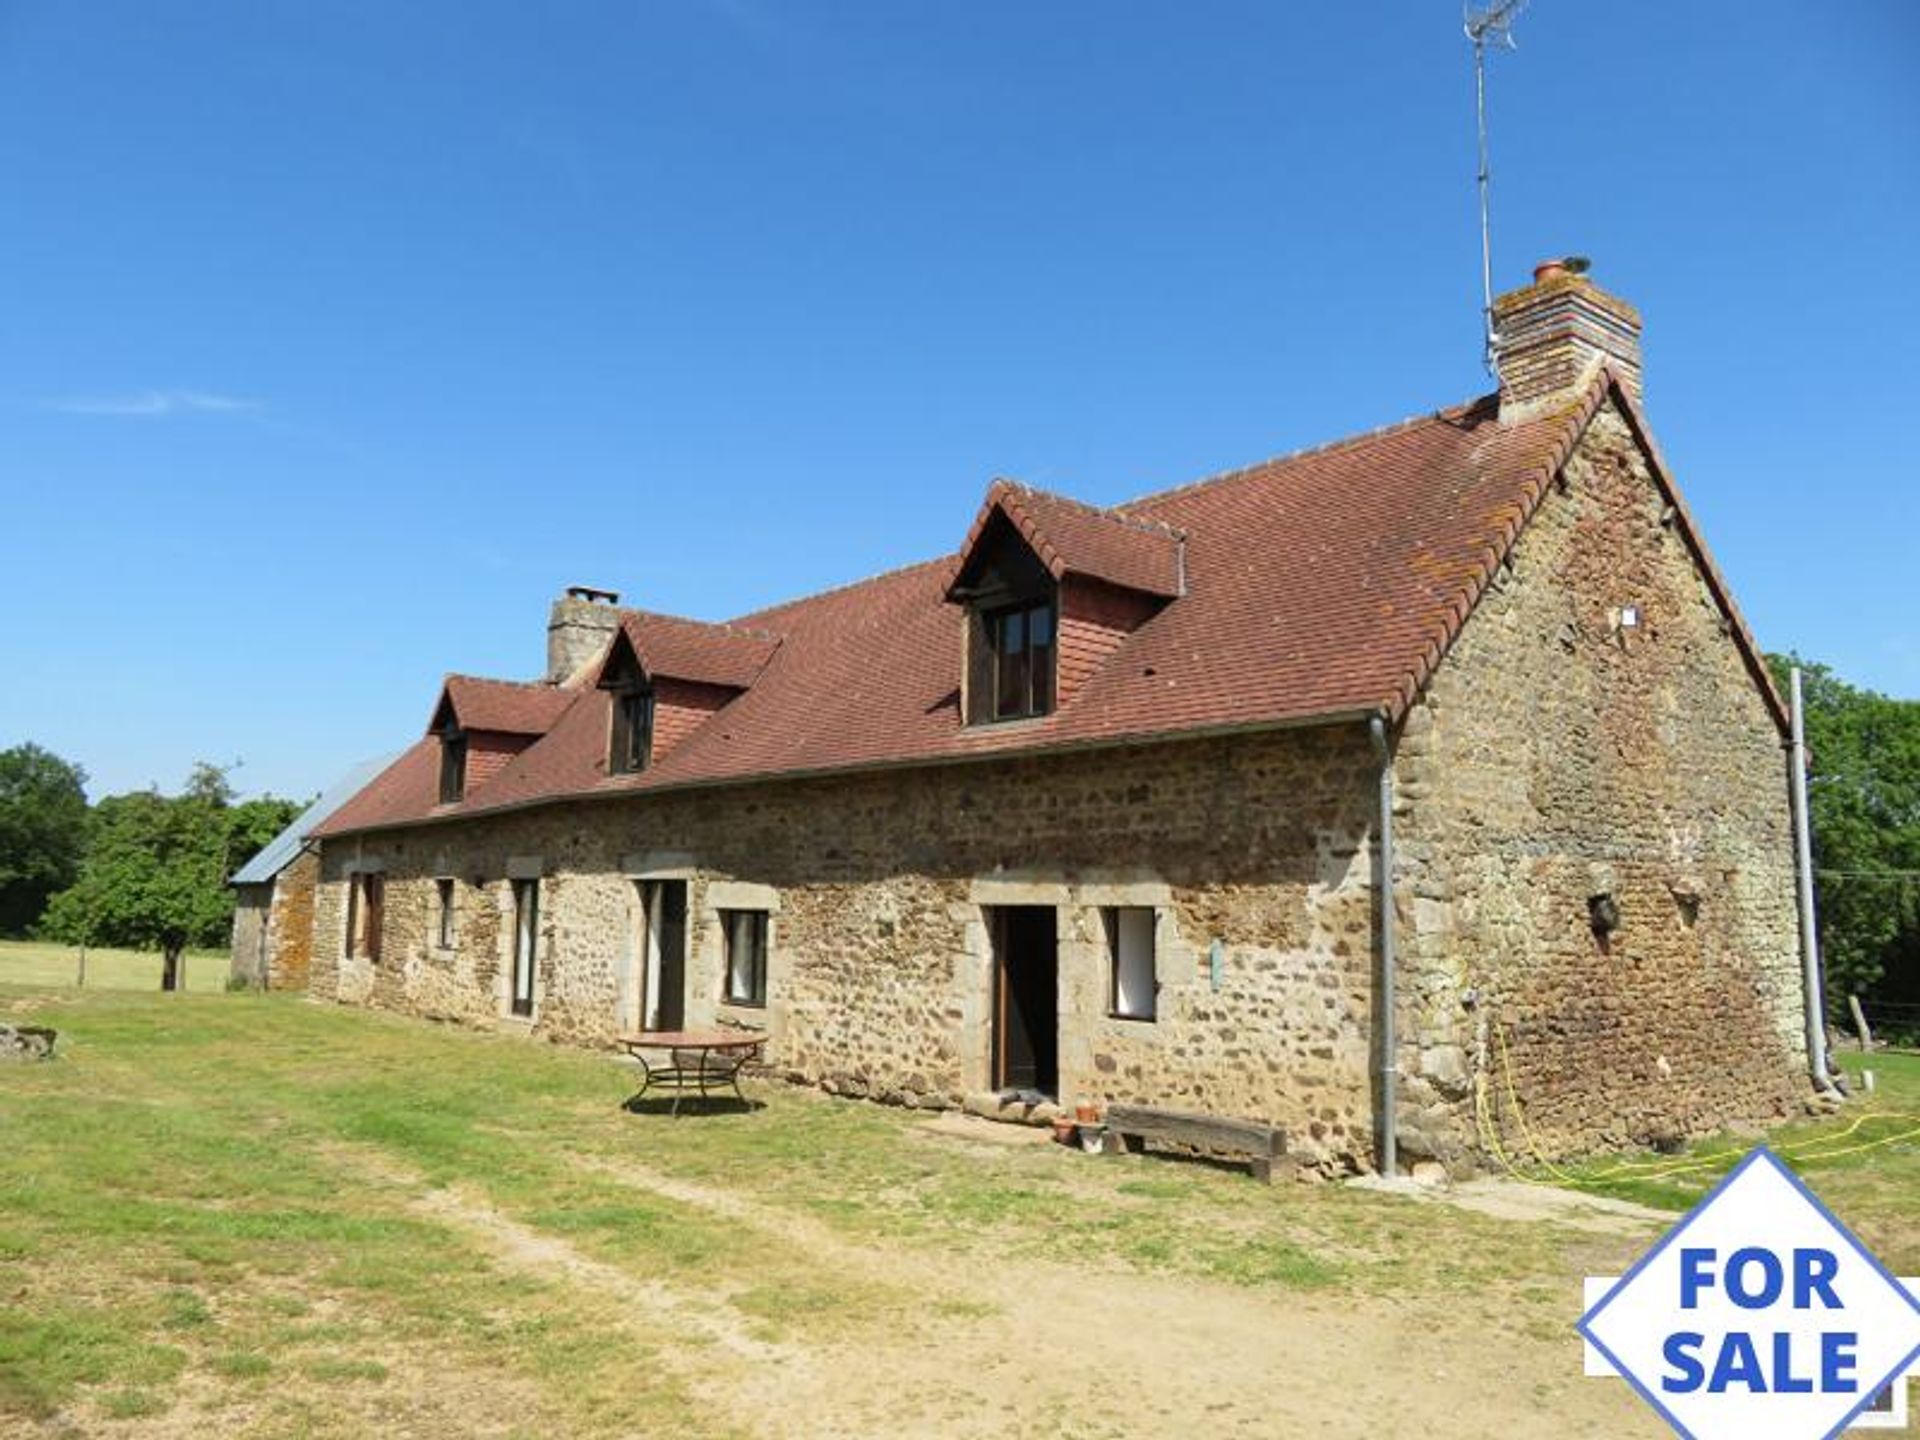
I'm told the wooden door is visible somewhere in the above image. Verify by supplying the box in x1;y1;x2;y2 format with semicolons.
992;906;1058;1096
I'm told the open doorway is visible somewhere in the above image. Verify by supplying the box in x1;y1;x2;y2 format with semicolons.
990;906;1058;1097
509;878;537;1017
637;880;687;1031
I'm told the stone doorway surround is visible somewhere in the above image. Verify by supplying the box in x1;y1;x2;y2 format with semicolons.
959;875;1182;1110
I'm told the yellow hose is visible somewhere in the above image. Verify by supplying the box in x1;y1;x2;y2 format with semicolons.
1470;1017;1920;1191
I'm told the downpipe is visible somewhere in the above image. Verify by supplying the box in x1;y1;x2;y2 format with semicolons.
1788;668;1839;1096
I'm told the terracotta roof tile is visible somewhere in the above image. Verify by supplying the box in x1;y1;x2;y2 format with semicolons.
436;675;574;736
314;370;1782;839
954;480;1185;598
614;611;781;691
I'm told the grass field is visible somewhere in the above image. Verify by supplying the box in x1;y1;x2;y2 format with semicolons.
1538;1050;1920;1273
0;938;227;994
0;989;1913;1438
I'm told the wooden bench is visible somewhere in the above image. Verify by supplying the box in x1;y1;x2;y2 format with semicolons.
1096;1104;1289;1183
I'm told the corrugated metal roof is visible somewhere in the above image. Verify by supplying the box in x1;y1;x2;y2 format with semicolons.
229;753;400;885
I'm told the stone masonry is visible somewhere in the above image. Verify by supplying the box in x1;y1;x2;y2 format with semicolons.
230;849;321;991
1391;399;1804;1169
305;394;1810;1177
312;724;1383;1174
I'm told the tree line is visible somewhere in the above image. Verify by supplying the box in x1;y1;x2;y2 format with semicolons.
1767;657;1920;1044
0;746;303;989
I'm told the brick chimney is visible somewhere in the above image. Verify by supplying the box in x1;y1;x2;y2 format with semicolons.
1492;258;1642;415
546;586;621;683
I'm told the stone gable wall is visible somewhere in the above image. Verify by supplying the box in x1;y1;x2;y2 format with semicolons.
267;849;319;991
311;726;1382;1173
229;886;271;987
228;849;320;991
1390;399;1805;1169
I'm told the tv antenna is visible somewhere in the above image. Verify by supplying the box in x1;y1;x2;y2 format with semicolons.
1465;0;1527;373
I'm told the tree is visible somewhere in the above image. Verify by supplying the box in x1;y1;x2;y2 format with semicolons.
0;742;89;936
39;764;302;991
1769;655;1920;1043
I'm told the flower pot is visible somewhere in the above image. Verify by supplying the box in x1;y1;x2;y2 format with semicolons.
1050;1117;1078;1145
1074;1100;1100;1124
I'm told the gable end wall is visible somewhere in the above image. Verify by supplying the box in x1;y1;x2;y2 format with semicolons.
1391;398;1806;1168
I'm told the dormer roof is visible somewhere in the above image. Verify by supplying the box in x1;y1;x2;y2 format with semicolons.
948;480;1186;601
428;675;574;737
599;611;782;692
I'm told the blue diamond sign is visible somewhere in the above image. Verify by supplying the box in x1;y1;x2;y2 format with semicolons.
1579;1147;1920;1439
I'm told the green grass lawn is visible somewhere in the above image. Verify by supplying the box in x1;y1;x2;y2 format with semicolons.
0;989;1912;1437
0;938;227;993
1541;1050;1920;1274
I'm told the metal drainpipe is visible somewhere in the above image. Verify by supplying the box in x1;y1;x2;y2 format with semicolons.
1369;715;1399;1178
1788;668;1834;1092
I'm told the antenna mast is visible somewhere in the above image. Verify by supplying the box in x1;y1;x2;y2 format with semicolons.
1465;0;1526;373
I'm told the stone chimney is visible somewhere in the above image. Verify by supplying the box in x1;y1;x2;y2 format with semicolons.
546;586;621;683
1492;258;1642;415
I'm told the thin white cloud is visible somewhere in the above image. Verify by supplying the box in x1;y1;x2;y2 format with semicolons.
45;389;264;418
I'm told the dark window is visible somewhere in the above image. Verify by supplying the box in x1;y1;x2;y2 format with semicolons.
990;601;1055;721
722;909;768;1007
608;688;654;776
436;878;456;949
438;731;468;803
1104;906;1156;1020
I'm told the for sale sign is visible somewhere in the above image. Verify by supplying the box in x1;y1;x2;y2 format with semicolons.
1579;1147;1920;1439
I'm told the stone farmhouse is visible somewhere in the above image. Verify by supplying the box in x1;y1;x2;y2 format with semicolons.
303;264;1818;1176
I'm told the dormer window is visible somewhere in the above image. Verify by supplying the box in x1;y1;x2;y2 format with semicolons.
598;631;655;776
437;727;467;803
949;481;1183;727
608;685;654;776
989;600;1055;720
951;507;1060;726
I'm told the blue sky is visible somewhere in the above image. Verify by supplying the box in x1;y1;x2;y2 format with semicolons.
1;1;1915;802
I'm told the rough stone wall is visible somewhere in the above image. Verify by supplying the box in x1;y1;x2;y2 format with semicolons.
313;726;1382;1172
267;850;319;990
547;595;622;682
229;851;319;990
228;885;272;987
1392;399;1805;1169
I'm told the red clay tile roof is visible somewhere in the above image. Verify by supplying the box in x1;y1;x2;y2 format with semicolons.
435;675;574;736
611;612;782;691
316;369;1784;838
953;480;1185;598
